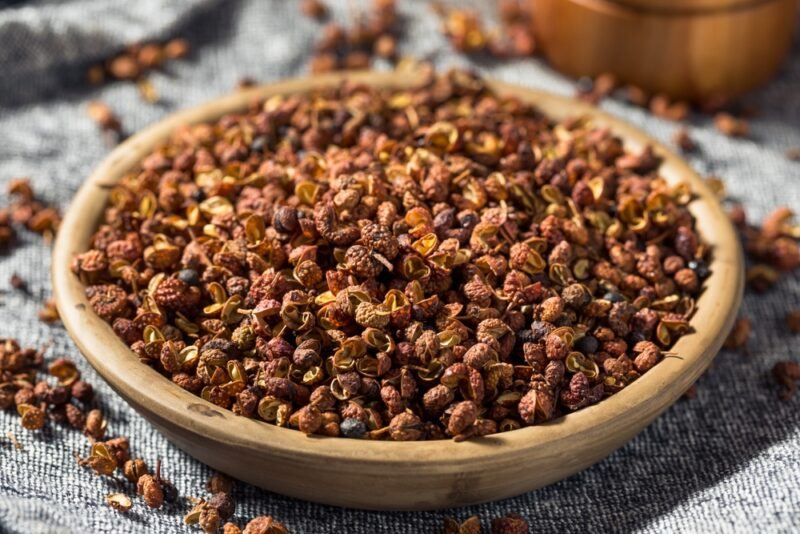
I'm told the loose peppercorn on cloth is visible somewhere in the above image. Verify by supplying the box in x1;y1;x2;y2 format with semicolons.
1;1;799;532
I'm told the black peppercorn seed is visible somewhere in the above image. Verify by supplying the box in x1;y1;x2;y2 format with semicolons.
341;418;367;439
177;269;200;286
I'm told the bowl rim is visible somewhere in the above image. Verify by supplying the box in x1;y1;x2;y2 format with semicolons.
52;70;743;469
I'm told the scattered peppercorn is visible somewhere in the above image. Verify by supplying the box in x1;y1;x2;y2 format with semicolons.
491;513;529;534
106;492;133;513
87;101;122;132
732;206;800;290
714;112;749;137
444;515;481;534
300;0;328;21
207;472;234;494
445;513;529;534
137;473;165;509
18;403;45;430
242;516;288;534
3;178;61;245
772;360;800;401
209;491;236;520
123;458;149;483
723;317;751;351
787;310;800;334
38;298;60;324
10;274;28;292
672;128;697;152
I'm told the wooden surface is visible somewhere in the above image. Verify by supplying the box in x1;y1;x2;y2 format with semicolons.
532;0;797;102
51;70;744;511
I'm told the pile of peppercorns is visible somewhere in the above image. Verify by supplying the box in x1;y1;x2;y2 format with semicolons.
73;70;710;441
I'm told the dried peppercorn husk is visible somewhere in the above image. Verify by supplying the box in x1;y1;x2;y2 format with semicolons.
714;112;748;137
106;493;133;513
724;317;751;351
87;101;122;132
787;310;800;334
732;206;800;290
491;513;529;534
673;128;696;152
242;516;288;534
300;0;328;20
444;515;481;534
773;361;800;401
76;70;710;442
2;179;61;247
38;299;60;324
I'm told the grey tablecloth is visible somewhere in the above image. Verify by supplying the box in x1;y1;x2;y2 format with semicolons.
0;1;799;532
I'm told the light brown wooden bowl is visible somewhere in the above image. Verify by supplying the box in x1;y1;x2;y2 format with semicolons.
532;0;797;102
52;71;743;511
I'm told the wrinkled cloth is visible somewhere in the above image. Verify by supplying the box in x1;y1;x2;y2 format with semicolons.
0;1;799;533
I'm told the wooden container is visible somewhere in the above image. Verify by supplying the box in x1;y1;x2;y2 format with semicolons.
52;71;744;511
532;0;797;102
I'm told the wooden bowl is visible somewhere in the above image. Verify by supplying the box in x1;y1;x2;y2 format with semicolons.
52;71;743;511
532;0;797;102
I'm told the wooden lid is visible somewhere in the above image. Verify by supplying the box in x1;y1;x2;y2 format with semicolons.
608;0;778;13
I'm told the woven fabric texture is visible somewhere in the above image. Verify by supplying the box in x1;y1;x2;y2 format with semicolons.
0;1;798;532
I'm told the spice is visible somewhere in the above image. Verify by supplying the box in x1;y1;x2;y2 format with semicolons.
106;493;134;513
773;361;800;401
723;317;750;351
123;458;149;483
491;513;529;534
10;274;28;292
5;431;23;451
787;310;800;334
18;403;45;430
309;0;399;73
300;0;328;21
444;515;481;534
576;72;616;105
237;77;258;90
137;78;160;104
445;514;529;534
1;335;286;529
714;112;749;137
87;101;122;132
164;38;191;60
733;206;800;291
207;472;234;494
242;516;288;534
649;94;690;121
38;299;60;324
137;473;165;509
76;70;708;441
3;178;61;245
672;128;696;152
